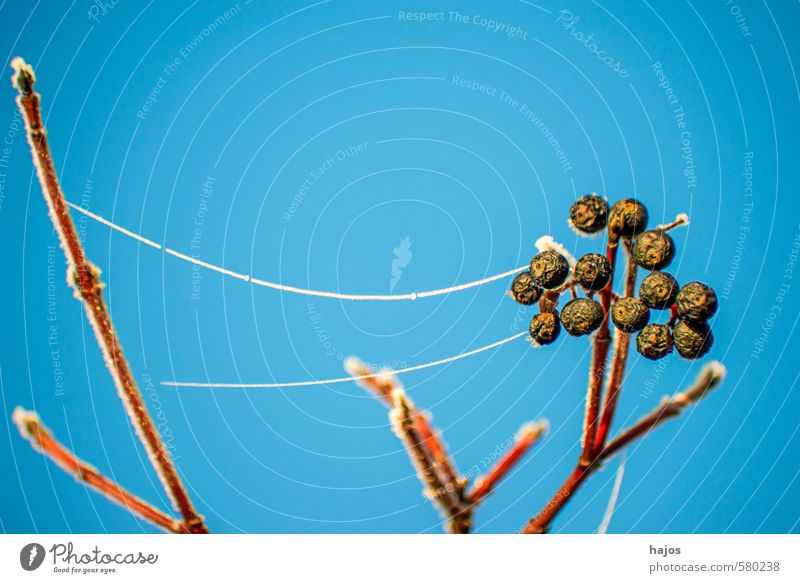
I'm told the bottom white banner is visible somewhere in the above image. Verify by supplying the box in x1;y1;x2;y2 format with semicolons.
0;534;797;581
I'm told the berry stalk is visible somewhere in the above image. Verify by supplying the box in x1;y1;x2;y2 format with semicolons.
580;237;619;464
594;242;638;451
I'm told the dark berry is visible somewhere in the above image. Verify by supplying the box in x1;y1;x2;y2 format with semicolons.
673;320;714;359
636;324;673;360
639;271;679;310
530;250;569;290
611;297;650;333
675;282;718;323
560;298;604;336
569;194;608;235
510;272;542;306
608;199;648;239
574;253;612;291
631;229;675;270
529;312;561;346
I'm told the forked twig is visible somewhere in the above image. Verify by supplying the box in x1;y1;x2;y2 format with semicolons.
522;361;725;534
11;57;207;533
13;408;187;534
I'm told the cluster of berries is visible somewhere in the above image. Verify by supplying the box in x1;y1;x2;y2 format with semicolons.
510;195;717;360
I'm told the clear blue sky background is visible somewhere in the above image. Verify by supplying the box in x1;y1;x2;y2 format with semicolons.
1;1;798;534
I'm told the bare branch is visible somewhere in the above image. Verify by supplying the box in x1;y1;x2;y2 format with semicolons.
13;408;187;534
468;420;547;505
345;357;460;487
389;390;471;533
523;362;725;534
11;57;207;533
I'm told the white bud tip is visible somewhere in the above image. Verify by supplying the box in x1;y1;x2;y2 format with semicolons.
535;235;576;267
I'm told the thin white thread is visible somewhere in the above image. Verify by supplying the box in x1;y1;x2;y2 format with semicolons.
598;452;626;534
161;332;527;388
66;201;162;249
164;248;250;282
64;202;528;300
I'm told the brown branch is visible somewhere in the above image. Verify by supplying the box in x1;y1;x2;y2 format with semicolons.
468;421;547;505
593;242;637;451
602;362;726;460
13;407;187;534
580;238;619;464
345;357;460;487
11;57;207;534
389;390;472;534
522;361;725;534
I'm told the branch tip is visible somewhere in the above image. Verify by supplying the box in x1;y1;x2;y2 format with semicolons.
11;57;35;95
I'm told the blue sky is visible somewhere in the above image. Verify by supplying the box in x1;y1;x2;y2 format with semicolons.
1;0;798;534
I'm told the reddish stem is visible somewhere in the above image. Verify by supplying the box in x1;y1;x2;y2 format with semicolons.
13;408;187;534
580;239;619;463
468;422;547;504
12;58;207;533
523;362;724;534
593;243;637;451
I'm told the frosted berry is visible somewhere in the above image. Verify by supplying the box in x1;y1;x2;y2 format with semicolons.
636;324;673;360
510;272;542;306
675;282;718;323
560;298;604;336
530;250;569;290
639;271;679;310
569;194;607;235
529;312;561;346
673;320;714;360
608;199;648;239
574;253;612;291
611;297;650;333
631;229;675;270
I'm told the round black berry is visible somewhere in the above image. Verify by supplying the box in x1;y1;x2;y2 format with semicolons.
675;282;718;323
673;320;714;360
636;324;673;360
530;250;570;290
611;297;650;333
574;253;612;291
639;271;679;310
569;194;608;235
510;271;542;306
631;229;675;270
608;199;648;239
560;298;604;336
529;312;561;346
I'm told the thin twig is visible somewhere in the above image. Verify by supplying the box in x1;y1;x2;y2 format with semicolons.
11;57;207;533
389;390;472;533
13;408;187;534
602;362;726;460
593;241;637;451
522;361;725;534
468;421;548;505
345;357;460;487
